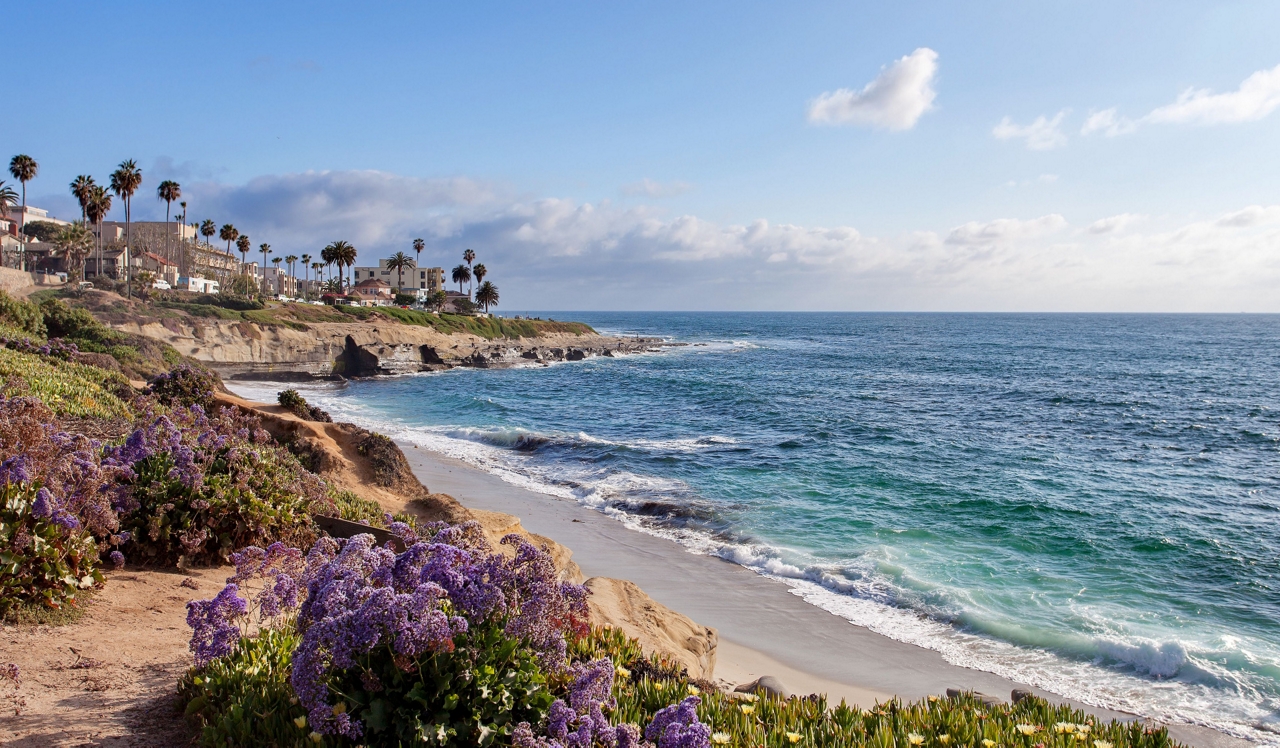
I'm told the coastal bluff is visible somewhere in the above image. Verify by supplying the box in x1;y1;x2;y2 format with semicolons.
110;316;665;379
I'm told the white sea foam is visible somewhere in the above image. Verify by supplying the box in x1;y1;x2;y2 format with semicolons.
224;379;1280;745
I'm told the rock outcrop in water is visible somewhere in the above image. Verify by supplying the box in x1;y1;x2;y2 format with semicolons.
109;317;665;380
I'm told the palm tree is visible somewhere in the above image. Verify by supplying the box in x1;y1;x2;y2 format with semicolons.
462;248;476;295
451;264;471;294
0;182;16;218
237;235;251;278
299;253;311;297
387;251;413;292
324;241;356;293
475;281;499;313
413;238;424;266
157;180;181;267
109;159;142;297
473;263;487;288
70;175;96;221
85;186;112;279
221;223;240;270
285;254;298;295
53;222;95;284
201;220;217;247
8;156;38;269
178;200;188;275
260;243;272;295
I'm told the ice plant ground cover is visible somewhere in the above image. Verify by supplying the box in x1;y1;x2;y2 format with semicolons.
180;529;1185;748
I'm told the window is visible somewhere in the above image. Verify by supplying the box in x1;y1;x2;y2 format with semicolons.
420;282;425;288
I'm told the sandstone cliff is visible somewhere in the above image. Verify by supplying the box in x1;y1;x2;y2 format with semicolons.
118;317;662;379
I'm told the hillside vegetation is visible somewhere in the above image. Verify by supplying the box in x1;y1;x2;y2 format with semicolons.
37;289;596;340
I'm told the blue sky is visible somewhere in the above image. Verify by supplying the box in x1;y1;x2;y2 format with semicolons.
9;1;1280;310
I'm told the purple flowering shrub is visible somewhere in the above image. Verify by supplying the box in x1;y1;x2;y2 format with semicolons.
108;403;330;565
146;364;222;410
0;395;127;616
0;335;80;361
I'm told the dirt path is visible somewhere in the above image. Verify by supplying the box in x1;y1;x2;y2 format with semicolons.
0;567;229;747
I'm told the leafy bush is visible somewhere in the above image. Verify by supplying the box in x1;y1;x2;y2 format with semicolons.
330;490;414;528
355;431;411;488
0;347;133;420
394;293;417;306
0;291;45;338
178;627;327;747
147;364;222;410
0;481;105;618
278;389;332;422
108;405;330;565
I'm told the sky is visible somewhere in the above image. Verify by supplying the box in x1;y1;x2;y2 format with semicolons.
7;1;1280;311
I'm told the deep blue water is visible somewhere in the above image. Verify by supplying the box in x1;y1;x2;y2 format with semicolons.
231;313;1280;740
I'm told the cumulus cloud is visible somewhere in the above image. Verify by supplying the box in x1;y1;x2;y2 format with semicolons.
992;110;1070;150
620;178;693;198
1082;62;1280;138
1087;213;1145;234
1146;63;1280;125
946;214;1068;246
1080;108;1138;137
807;48;939;130
105;167;1280;311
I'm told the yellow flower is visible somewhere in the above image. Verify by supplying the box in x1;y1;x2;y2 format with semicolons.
1055;722;1075;734
1015;724;1039;736
739;692;759;702
982;740;997;748
739;704;756;715
786;732;804;744
928;694;939;702
939;735;952;745
688;685;701;695
294;716;307;729
908;733;926;746
309;733;323;745
711;733;732;745
1094;742;1113;748
616;666;631;678
332;702;347;716
1076;725;1092;735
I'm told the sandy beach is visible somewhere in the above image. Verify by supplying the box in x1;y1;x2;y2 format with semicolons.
399;442;1251;748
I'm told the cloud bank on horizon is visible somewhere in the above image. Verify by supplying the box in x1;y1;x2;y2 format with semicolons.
81;166;1276;312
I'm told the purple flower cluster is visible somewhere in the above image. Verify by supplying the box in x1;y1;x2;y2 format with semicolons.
186;584;249;667
645;697;711;748
513;658;643;748
0;335;80;361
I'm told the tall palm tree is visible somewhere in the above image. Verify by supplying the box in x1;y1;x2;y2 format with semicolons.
201;220;216;247
260;243;271;295
8;155;38;271
451;264;471;294
85;186;112;279
236;235;251;278
109;159;142;297
387;251;413;292
221;223;239;269
324;241;356;293
157;180;181;267
473;263;487;288
70;175;96;222
462;248;476;295
311;261;323;291
412;238;424;267
178;200;188;275
474;281;499;313
285;254;298;295
300;253;311;297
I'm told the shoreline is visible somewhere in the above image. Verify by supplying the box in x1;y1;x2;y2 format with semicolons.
397;441;1253;748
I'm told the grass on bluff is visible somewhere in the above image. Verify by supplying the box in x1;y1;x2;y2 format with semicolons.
0;346;133;420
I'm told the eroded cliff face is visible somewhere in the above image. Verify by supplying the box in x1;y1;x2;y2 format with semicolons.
112;318;663;379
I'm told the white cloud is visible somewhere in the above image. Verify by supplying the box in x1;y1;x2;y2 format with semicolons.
126;168;1280;310
807;48;939;130
992;110;1070;150
946;215;1068;246
1080;108;1138;137
620;178;693;198
1087;213;1145;234
1146;63;1280;125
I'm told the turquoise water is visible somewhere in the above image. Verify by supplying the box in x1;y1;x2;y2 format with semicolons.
231;313;1280;741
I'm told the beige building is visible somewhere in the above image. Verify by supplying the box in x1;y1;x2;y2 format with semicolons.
352;259;445;293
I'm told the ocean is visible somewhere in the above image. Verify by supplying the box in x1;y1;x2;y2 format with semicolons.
229;312;1280;741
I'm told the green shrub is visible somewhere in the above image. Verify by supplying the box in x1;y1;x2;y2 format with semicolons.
329;489;414;527
0;482;104;618
0;347;133;420
179;627;329;747
278;389;332;422
0;291;45;338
